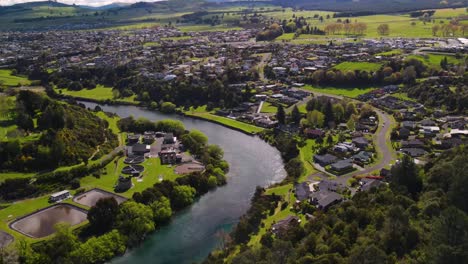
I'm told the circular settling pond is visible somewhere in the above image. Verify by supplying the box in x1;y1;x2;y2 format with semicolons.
73;188;128;207
121;165;145;175
124;156;145;164
10;204;87;238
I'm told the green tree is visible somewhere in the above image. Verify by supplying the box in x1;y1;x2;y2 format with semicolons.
160;102;177;113
333;104;345;123
181;130;208;156
44;223;79;263
324;100;335;128
429;207;468;264
291;105;302;125
16;112;34;131
88;197;119;234
348;244;388;264
116;201;155;247
390;155;422;196
150;196;172;225
285;157;305;179
171;185;196;209
69;230;126;264
306;110;325;128
276;105;286;124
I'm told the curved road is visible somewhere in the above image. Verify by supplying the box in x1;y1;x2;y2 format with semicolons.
299;90;396;185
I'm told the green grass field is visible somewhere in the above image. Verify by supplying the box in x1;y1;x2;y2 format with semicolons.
406;54;465;69
376;49;403;56
333;61;382;72
303;85;376;98
263;8;467;39
260;102;278;113
0;70;31;87
55;85;136;103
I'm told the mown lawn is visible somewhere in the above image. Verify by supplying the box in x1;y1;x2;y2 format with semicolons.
0;69;31;86
302;84;376;98
54;85;136;103
333;61;382;72
260;102;278;113
185;111;264;134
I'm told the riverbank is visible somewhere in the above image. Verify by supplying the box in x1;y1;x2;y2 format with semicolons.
182;111;263;135
58;95;265;136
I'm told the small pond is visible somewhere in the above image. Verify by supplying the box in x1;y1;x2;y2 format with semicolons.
10;204;87;238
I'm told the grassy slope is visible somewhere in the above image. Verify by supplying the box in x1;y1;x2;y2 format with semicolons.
54;85;136;103
184;106;264;134
265;8;467;38
0;70;31;86
406;53;465;69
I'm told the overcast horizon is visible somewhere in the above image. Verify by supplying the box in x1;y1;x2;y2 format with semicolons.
0;0;164;7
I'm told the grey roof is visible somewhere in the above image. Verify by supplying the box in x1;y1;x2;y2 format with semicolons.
331;160;353;171
314;154;338;165
311;191;343;209
295;182;312;201
360;178;384;192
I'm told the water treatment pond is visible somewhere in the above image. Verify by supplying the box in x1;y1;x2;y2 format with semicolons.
10;204;87;238
73;188;127;207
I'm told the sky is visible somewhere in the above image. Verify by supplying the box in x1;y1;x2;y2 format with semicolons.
0;0;164;7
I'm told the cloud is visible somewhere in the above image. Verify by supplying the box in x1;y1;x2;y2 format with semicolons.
0;0;164;7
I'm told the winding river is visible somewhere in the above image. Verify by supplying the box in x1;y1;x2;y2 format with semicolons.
79;102;286;264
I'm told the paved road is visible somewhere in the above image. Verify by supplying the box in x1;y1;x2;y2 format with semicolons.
298;89;396;185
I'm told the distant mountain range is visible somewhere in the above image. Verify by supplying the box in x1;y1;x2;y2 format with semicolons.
2;0;466;12
79;2;133;10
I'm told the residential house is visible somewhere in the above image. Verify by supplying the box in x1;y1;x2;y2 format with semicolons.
352;151;373;164
359;178;385;192
304;129;324;139
401;148;427;157
399;127;410;139
314;154;338;166
295;182;313;202
401;139;424;148
330;160;354;173
271;216;301;236
310;191;343;210
352;137;369;149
